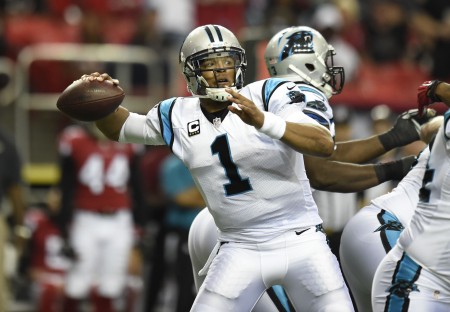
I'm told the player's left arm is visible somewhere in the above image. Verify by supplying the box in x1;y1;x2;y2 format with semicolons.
226;88;334;157
305;155;416;192
330;109;436;163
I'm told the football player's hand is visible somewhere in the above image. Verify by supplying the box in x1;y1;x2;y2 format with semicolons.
81;72;119;86
417;80;442;117
226;88;265;128
379;108;437;151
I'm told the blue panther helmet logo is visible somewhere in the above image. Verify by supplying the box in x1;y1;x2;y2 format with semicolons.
280;31;314;61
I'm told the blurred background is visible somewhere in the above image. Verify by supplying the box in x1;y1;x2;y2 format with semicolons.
0;0;449;311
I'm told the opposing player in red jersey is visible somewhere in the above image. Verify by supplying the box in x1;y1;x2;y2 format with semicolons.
56;124;145;312
23;188;70;312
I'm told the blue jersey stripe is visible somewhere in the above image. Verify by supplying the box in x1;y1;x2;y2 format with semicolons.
386;253;421;312
262;78;288;111
158;98;177;148
444;109;450;139
303;110;329;127
297;85;325;99
272;285;292;312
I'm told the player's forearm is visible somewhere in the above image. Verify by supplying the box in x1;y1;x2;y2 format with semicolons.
95;106;130;141
306;158;379;192
281;122;334;157
330;136;385;163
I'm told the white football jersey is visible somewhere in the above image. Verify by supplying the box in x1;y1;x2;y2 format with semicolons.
371;146;430;227
398;110;450;280
122;78;328;243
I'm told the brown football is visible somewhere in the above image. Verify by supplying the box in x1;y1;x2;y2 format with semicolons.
56;78;125;122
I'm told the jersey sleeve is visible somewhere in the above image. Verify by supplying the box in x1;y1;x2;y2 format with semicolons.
120;100;169;145
297;84;334;132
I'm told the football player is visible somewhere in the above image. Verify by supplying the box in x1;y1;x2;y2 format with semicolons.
372;81;450;311
56;123;144;312
77;24;356;311
188;26;432;311
339;122;440;312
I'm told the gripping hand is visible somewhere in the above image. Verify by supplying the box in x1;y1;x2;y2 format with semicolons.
378;108;436;151
417;80;442;117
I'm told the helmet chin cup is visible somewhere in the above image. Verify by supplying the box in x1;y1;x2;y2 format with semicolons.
206;86;236;102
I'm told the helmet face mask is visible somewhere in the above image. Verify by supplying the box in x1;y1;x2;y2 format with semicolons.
180;25;247;102
265;26;345;98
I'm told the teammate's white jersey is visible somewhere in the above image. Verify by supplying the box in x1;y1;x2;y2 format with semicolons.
340;146;429;312
371;146;431;226
121;78;331;243
397;110;450;280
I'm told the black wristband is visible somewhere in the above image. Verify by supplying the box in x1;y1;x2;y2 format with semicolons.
374;156;416;183
378;131;397;151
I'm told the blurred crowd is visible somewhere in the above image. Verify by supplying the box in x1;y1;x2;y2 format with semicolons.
0;0;449;311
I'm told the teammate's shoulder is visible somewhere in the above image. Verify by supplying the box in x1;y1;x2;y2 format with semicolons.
243;78;290;90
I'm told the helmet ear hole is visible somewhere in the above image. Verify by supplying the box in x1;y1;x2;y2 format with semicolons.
305;63;315;72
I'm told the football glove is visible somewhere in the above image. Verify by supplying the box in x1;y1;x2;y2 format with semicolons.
417;80;442;117
378;108;436;151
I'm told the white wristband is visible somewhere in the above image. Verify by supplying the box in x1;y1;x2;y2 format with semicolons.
258;111;286;139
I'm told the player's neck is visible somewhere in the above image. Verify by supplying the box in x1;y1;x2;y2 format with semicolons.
200;98;231;113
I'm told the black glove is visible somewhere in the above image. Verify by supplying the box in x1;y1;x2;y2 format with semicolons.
378;108;437;151
374;155;417;183
60;239;78;261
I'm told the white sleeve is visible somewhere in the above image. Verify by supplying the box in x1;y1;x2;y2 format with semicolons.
119;112;165;145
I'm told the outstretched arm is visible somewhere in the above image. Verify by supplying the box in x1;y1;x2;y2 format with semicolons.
226;88;334;157
305;155;416;192
329;109;435;163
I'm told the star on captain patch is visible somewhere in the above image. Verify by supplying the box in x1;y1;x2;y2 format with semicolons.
213;117;222;128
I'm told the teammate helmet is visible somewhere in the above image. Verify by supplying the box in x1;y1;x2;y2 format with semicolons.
264;26;345;99
179;24;247;101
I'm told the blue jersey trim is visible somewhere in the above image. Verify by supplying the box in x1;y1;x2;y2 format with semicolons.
444;109;450;140
385;252;421;312
375;210;404;254
158;98;177;148
297;85;326;100
303;110;329;127
262;78;288;111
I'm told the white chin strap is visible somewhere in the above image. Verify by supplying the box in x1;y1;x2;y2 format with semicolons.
288;64;333;99
196;75;237;102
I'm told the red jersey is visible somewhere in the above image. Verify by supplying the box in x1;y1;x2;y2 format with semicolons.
25;208;70;274
58;126;138;213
